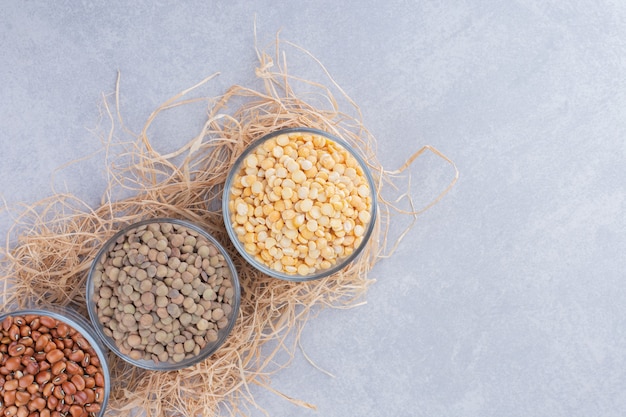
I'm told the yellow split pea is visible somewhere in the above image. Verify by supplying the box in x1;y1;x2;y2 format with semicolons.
229;131;373;276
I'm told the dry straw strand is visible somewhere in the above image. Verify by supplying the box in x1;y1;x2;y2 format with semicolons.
0;35;456;416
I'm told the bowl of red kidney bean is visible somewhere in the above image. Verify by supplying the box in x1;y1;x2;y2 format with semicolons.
0;307;110;417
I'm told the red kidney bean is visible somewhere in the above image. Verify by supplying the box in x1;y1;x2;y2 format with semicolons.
52;385;64;400
1;315;107;416
38;317;55;329
43;341;56;354
3;378;18;391
19;337;33;348
3;405;18;416
26;382;39;395
25;360;39;375
73;390;87;405
55;323;70;339
14;391;30;406
80;353;90;368
70;375;85;392
46;395;58;411
30;319;41;332
95;387;105;403
69;404;83;417
8;325;19;341
35;334;49;352
83;376;95;389
62;381;76;396
28;397;46;411
7;344;25;357
2;317;13;331
4;357;22;372
51;374;68;386
19;326;30;338
20;355;35;367
17;374;34;389
65;361;81;376
50;361;66;376
3;389;16;406
94;372;104;388
84;365;98;376
84;389;95;404
44;349;64;364
42;382;54;397
68;350;84;363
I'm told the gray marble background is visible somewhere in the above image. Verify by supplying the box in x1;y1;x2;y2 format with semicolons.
1;1;625;416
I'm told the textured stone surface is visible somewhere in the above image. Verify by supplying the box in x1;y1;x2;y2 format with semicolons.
1;2;625;416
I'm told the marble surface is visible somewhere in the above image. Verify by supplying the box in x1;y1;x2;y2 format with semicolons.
1;1;625;416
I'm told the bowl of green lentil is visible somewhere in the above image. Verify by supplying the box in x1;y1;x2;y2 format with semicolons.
0;306;111;417
86;218;240;371
223;127;378;281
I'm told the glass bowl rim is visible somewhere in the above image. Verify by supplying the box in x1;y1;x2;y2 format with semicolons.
222;127;378;282
0;305;112;417
85;217;241;371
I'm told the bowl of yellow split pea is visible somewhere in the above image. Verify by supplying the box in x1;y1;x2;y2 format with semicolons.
223;127;377;281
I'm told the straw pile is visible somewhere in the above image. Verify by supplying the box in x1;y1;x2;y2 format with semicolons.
0;37;457;416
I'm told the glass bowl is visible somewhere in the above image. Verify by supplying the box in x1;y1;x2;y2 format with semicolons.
222;127;378;281
86;218;240;371
0;306;111;417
